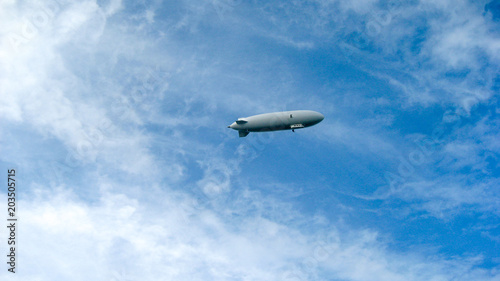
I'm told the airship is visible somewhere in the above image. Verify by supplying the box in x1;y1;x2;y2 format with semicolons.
227;110;324;137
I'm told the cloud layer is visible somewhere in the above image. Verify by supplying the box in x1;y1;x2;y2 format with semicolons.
1;0;499;280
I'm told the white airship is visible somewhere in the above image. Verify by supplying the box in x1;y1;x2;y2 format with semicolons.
228;110;324;137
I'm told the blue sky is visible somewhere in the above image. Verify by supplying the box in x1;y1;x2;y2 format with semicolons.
1;0;500;280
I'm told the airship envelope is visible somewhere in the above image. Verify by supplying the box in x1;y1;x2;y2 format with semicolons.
228;110;324;137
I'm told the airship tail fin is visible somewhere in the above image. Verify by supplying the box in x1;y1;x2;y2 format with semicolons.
239;130;250;137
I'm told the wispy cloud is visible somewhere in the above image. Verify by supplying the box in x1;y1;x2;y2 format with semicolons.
1;181;498;280
1;0;500;280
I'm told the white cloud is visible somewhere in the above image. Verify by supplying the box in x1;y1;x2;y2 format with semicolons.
1;0;499;280
1;182;498;281
0;1;104;149
392;178;499;218
292;0;500;108
317;120;398;159
423;4;500;70
0;0;171;179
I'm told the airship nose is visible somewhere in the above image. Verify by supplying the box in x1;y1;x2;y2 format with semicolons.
315;112;324;121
